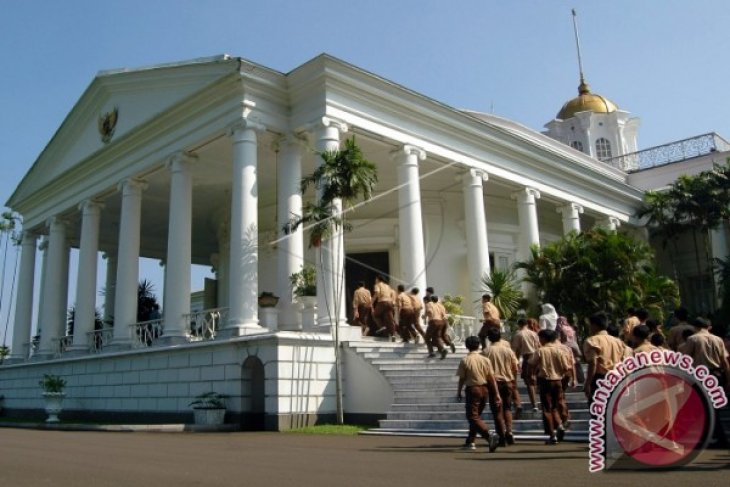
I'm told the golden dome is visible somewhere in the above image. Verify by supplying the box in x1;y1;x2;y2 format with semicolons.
556;80;618;120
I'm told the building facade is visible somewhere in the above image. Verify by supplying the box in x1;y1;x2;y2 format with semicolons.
0;54;644;427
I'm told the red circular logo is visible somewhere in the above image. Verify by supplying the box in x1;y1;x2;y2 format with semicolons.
611;371;709;467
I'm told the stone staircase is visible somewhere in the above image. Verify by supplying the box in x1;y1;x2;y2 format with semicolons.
348;339;589;442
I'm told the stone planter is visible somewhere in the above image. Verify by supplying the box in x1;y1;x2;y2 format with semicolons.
192;407;226;426
258;293;280;308
42;392;66;423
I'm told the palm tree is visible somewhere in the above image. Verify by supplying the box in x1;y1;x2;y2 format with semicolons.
286;136;377;424
480;269;523;320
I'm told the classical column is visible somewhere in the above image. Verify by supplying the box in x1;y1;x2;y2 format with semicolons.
597;216;621;232
7;231;37;362
315;118;348;329
70;200;103;353
34;237;49;354
512;187;541;261
37;217;69;357
103;252;117;326
463;168;490;317
394;145;428;298
162;152;196;343
557;202;583;235
226;120;264;335
277;136;305;330
111;178;146;348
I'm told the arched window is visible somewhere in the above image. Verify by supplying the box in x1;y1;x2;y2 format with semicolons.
595;138;612;161
570;140;584;153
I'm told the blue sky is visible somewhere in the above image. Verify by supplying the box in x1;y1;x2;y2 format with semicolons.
1;0;730;345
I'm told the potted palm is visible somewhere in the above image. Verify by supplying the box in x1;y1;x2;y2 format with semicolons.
39;374;66;423
189;392;228;425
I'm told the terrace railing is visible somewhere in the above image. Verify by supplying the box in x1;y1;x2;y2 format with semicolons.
185;307;229;342
607;132;730;173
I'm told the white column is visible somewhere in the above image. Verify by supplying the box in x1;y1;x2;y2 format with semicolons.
37;217;68;357
463;168;491;317
162;152;195;342
277;136;305;330
394;145;428;298
226;120;264;335
597;216;621;232
215;224;230;308
8;231;37;362
34;237;49;353
103;252;117;326
557;202;583;235
111;178;146;347
315;118;348;329
512;187;541;262
70;200;103;352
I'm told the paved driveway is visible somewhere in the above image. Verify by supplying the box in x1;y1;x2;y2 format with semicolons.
0;429;728;486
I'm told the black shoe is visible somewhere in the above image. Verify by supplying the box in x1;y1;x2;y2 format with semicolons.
488;434;499;453
450;343;456;353
498;438;506;447
556;427;565;442
514;407;523;420
505;433;515;445
440;349;448;360
545;436;558;445
563;420;571;430
427;353;436;358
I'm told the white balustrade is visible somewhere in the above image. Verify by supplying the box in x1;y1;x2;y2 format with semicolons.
87;328;115;353
52;336;73;358
130;319;164;348
185;307;229;342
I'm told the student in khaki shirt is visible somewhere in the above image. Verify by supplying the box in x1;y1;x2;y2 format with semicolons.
511;318;540;413
407;288;427;343
621;307;640;345
352;281;372;336
435;296;456;354
529;329;571;444
372;275;397;339
483;328;519;446
583;312;631;405
456;336;501;452
395;284;416;343
426;296;454;358
681;318;730;391
667;307;694;351
631;324;657;354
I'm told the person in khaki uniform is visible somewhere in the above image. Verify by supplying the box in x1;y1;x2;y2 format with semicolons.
435;296;456;354
456;336;501;452
667;307;694;351
583;312;632;406
681;318;730;392
351;281;372;336
372;274;397;339
396;284;416;342
631;324;657;354
425;295;449;359
483;327;519;446
406;287;427;344
529;329;571;444
621;307;640;345
511;318;540;414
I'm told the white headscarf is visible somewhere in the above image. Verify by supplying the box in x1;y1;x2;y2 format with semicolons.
539;303;558;331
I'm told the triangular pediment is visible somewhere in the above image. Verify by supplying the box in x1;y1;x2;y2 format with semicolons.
9;55;241;208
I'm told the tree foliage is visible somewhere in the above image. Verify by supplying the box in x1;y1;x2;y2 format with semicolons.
515;229;679;330
481;269;523;320
638;159;730;309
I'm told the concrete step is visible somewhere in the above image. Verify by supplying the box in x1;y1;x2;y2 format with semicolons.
360;429;589;442
390;399;590;409
377;418;589;432
383;409;591;421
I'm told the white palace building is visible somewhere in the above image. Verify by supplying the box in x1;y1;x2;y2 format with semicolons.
1;54;724;428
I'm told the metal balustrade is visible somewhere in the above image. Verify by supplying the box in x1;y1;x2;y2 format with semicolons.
185;307;229;342
87;328;114;353
130;319;164;348
52;336;73;358
448;315;480;344
607;132;730;172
